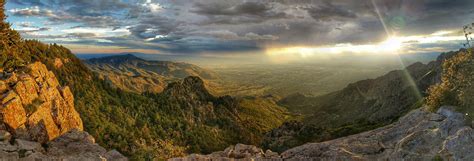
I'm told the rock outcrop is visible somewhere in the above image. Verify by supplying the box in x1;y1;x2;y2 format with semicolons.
169;144;280;161
0;62;83;143
171;107;474;160
0;129;127;160
0;62;127;160
281;106;473;160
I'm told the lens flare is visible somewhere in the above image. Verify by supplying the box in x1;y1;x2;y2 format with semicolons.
371;0;423;101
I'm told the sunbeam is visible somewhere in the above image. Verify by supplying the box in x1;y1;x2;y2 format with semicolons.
371;0;423;100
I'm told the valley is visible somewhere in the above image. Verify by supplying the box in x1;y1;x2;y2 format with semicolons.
2;0;474;160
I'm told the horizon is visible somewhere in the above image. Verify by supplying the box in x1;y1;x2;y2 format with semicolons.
5;0;474;64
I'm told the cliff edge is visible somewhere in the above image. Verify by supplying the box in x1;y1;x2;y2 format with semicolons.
0;62;126;160
171;106;473;161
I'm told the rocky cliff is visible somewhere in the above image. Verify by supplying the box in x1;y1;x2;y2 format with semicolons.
0;62;126;160
171;107;474;160
0;62;83;143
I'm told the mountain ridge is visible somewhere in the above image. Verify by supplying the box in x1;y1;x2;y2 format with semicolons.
84;54;219;94
264;50;460;152
0;3;290;159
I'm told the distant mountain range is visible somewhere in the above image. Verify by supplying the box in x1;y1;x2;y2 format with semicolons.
84;54;218;93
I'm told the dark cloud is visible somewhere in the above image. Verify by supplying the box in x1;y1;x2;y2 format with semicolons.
192;1;290;24
67;32;98;38
304;1;357;21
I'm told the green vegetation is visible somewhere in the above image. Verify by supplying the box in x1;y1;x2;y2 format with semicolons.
0;2;289;160
25;98;43;116
262;118;389;153
427;48;474;121
432;155;444;161
237;96;292;144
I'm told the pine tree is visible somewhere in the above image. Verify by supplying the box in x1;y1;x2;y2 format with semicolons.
0;0;25;71
0;0;5;21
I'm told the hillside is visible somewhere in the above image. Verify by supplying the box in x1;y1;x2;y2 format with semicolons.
268;50;459;152
173;106;474;160
0;2;290;160
172;48;474;160
85;54;218;94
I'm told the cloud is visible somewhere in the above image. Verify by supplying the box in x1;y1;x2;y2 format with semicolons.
303;1;357;21
192;1;290;24
6;0;474;55
205;30;278;41
67;32;98;38
16;26;50;33
9;6;55;17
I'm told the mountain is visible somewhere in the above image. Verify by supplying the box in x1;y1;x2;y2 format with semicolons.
172;106;474;160
264;50;460;152
84;54;219;94
0;41;289;160
0;2;290;159
280;106;474;160
279;52;457;126
172;49;474;161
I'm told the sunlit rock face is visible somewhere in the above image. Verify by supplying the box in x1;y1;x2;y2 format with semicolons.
0;62;83;143
0;62;127;160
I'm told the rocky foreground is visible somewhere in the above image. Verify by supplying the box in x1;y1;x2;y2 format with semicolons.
0;62;126;160
171;106;474;161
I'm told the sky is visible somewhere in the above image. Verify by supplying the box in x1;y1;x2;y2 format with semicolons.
4;0;474;63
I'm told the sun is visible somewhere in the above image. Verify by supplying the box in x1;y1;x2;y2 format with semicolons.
380;36;403;53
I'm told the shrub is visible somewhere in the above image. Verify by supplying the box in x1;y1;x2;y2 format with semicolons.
426;48;474;119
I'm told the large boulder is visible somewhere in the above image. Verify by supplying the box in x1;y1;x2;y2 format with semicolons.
0;62;83;143
0;129;127;160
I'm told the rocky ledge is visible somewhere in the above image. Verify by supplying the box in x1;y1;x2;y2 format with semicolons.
169;143;279;161
0;129;126;160
0;62;126;160
171;106;474;161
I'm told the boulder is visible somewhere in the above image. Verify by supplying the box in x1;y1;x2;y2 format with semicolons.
0;130;11;142
0;130;127;160
170;144;276;161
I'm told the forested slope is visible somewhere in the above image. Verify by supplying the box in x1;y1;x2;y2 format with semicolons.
0;1;290;159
